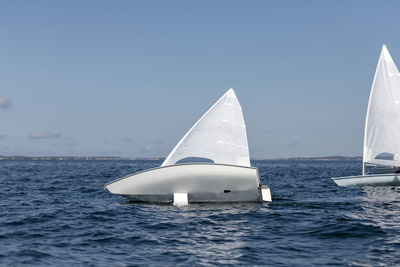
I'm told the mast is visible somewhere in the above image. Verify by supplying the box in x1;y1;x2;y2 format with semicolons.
362;162;365;176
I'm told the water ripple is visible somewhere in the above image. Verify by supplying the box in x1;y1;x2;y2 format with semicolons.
1;160;400;266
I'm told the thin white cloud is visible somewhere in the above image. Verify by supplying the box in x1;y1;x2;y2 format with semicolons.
29;131;62;140
0;98;11;110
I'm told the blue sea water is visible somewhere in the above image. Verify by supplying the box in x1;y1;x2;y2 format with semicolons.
1;159;400;266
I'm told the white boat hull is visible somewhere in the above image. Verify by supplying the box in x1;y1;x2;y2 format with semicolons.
332;173;400;187
105;163;270;203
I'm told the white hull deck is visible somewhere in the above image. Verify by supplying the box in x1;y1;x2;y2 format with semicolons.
332;173;400;187
105;163;271;203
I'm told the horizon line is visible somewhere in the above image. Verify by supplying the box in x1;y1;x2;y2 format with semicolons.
0;155;362;161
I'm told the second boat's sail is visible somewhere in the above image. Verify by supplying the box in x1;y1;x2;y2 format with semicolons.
162;88;250;167
363;45;400;168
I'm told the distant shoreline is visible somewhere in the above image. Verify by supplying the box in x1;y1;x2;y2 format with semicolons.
0;155;361;161
0;156;163;161
263;156;362;161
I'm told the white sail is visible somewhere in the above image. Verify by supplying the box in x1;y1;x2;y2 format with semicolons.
162;88;251;167
363;45;400;167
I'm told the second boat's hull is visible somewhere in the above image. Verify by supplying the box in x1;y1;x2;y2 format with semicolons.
332;174;400;187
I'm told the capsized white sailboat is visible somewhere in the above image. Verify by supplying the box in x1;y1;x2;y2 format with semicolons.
332;45;400;186
105;89;272;203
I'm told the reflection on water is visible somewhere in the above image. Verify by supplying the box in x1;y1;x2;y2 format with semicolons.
357;186;400;230
362;186;400;204
347;186;400;266
121;202;263;265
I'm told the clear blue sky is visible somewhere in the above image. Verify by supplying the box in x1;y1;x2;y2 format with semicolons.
1;0;399;158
